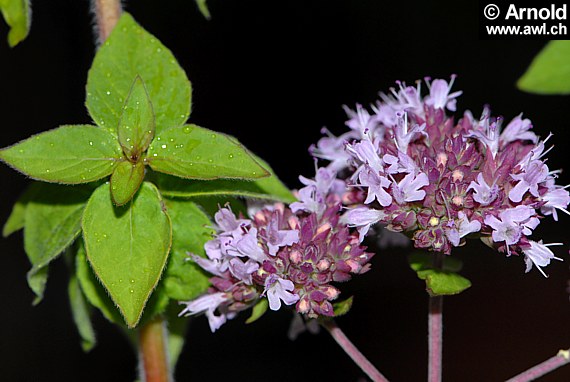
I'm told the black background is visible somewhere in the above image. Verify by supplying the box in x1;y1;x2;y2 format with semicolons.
1;1;570;381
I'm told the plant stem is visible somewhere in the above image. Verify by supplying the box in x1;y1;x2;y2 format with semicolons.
91;0;122;43
138;317;172;382
428;254;444;382
506;349;570;382
321;319;389;382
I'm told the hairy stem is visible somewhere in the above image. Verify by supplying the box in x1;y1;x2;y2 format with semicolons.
321;320;389;382
138;317;172;382
506;349;570;382
91;0;122;43
428;254;444;382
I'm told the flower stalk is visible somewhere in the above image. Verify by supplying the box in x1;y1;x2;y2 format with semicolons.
321;319;389;382
138;317;172;382
428;254;444;382
506;349;570;382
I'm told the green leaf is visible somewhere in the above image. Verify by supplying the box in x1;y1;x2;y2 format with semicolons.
332;296;354;317
423;271;471;296
23;184;91;304
82;182;172;327
408;253;471;296
0;0;30;47
153;155;294;203
147;124;270;180
86;13;191;135
0;125;122;184
518;41;570;94
162;198;214;301
3;182;40;237
245;299;268;324
195;0;211;20
118;76;155;160
68;273;97;352
110;161;145;206
76;240;124;324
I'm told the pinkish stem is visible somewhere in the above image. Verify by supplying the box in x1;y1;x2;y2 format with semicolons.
428;253;444;382
322;320;389;382
91;0;122;43
428;294;443;382
506;349;570;382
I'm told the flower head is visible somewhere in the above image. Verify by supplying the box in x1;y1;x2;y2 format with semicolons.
311;76;567;275
180;170;373;330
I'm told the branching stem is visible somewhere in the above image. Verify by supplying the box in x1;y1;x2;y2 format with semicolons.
506;349;570;382
321;319;389;382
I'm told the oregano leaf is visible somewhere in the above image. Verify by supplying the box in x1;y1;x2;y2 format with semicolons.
76;240;124;324
110;161;145;206
162;198;213;301
147;124;270;180
518;41;570;94
0;125;122;184
118;76;155;160
153;155;294;203
68;273;97;352
408;253;471;296
82;182;172;327
86;12;191;135
23;184;91;304
0;0;30;47
424;271;471;296
2;182;40;237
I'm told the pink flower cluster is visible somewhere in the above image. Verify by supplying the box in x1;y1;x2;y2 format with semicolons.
313;76;568;276
179;177;372;331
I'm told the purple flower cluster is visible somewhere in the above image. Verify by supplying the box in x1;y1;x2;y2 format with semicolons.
179;174;373;331
312;77;568;276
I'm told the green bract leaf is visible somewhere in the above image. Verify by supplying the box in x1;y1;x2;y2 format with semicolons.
82;182;172;328
0;0;30;47
423;271;471;296
68;273;97;352
86;13;191;135
153;155;294;203
76;240;124;324
245;299;268;324
408;253;471;296
162;198;214;301
23;184;91;304
118;76;155;159
0;125;122;184
332;296;354;317
147;124;270;180
110;161;145;206
518;41;570;94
